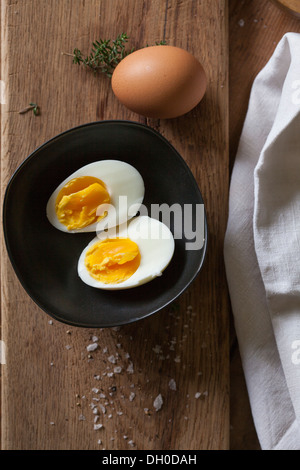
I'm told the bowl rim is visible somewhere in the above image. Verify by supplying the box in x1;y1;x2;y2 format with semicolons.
2;119;208;328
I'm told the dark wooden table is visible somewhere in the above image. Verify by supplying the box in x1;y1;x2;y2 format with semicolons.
229;0;300;450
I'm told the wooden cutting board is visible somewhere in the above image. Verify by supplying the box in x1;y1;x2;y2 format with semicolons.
1;0;229;450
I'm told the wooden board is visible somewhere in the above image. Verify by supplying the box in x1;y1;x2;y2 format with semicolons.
1;0;229;450
272;0;300;17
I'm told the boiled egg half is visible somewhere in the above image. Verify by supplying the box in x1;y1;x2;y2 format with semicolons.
46;160;145;233
78;216;175;290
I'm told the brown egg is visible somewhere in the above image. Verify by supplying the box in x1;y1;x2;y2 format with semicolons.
111;45;207;119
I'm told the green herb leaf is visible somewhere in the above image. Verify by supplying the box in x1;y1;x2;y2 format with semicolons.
63;33;166;78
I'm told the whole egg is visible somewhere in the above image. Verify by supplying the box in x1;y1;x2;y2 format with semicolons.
111;45;207;119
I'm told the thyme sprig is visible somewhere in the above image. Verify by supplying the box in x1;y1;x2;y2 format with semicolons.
63;33;166;78
19;102;40;116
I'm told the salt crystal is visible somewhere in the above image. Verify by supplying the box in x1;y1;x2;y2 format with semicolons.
65;345;72;350
99;404;106;414
92;387;99;394
92;336;98;342
238;19;245;27
48;320;53;325
128;440;135;447
87;343;98;352
94;423;103;430
195;392;202;399
108;355;116;364
114;366;122;374
78;415;86;421
127;362;134;374
129;392;135;402
153;345;162;354
153;394;163;412
169;379;177;391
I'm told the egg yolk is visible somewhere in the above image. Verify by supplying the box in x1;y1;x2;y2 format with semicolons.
84;238;141;284
55;176;110;230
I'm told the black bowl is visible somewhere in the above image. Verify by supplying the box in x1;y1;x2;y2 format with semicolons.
3;121;207;328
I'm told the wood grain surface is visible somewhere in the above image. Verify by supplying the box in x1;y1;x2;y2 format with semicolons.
1;0;229;450
273;0;300;16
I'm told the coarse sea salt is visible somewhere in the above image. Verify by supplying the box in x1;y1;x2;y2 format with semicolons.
87;343;98;352
168;379;177;391
153;394;163;411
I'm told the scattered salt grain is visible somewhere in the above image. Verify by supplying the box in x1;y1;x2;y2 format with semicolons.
129;392;136;402
195;392;201;399
92;387;99;394
94;423;103;430
127;362;134;374
168;379;177;391
153;345;162;354
238;19;245;27
65;345;72;350
92;336;98;342
48;320;53;325
153;394;163;412
114;366;122;374
108;355;116;364
99;404;106;414
78;415;86;421
87;343;98;352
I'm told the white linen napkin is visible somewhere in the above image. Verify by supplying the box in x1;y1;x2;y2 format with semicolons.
224;32;300;450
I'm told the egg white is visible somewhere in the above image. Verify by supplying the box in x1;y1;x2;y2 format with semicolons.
77;216;175;290
46;160;145;233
